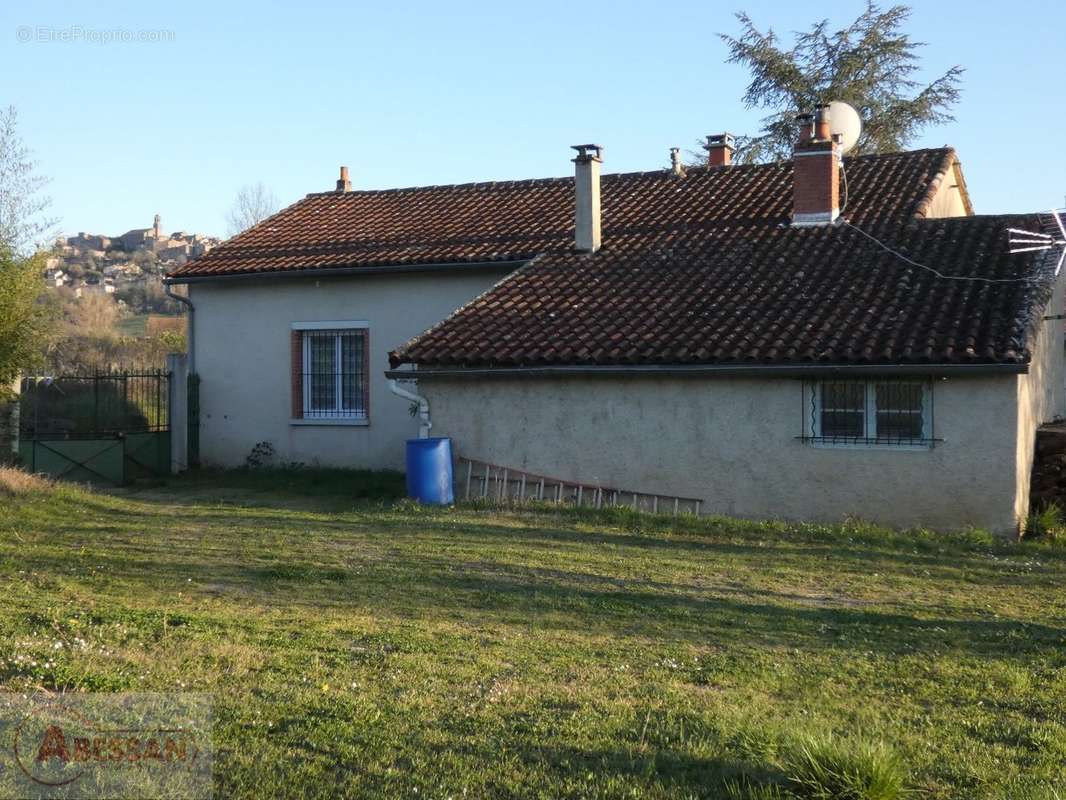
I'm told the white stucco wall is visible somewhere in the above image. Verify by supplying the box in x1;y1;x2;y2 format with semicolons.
1015;277;1066;521
188;269;512;469
420;373;1035;535
924;158;970;218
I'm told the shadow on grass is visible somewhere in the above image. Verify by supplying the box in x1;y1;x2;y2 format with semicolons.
10;522;1065;660
48;492;1066;597
122;466;405;502
9;473;1066;661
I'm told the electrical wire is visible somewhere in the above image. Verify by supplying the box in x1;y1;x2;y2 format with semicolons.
839;219;1048;284
836;158;1056;284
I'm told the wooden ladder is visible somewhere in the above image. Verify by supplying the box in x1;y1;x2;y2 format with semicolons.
456;455;702;516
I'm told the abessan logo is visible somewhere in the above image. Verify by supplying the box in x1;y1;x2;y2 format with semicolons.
1;693;212;799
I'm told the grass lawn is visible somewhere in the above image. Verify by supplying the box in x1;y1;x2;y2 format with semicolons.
115;314;148;337
2;468;1066;798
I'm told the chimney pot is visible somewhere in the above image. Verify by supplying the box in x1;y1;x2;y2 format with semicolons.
336;166;351;193
814;104;832;141
794;113;815;145
669;147;685;177
571;143;603;253
703;133;735;167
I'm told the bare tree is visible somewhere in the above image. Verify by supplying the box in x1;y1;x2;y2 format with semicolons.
0;106;58;254
66;292;120;335
225;182;279;237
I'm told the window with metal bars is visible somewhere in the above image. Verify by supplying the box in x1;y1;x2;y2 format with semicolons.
301;329;368;419
801;379;936;447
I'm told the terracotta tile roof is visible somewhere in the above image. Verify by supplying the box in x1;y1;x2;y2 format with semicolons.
389;214;1059;370
168;148;959;278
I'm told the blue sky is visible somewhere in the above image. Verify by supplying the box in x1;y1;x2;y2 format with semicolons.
2;0;1064;239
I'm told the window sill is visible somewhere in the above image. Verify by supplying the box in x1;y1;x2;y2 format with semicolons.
290;418;369;427
798;436;939;451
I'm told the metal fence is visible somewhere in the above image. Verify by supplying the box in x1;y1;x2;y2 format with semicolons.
19;369;170;440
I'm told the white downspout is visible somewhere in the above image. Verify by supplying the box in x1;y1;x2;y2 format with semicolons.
389;379;431;438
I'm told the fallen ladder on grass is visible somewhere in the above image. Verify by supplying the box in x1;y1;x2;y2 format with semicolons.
456;455;703;516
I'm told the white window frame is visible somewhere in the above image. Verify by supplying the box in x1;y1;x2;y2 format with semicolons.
292;321;369;425
809;379;932;449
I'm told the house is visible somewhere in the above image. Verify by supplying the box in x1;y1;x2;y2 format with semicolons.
163;166;524;469
167;109;1064;535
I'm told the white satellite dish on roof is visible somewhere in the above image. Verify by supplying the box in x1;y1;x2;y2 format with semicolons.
828;101;862;153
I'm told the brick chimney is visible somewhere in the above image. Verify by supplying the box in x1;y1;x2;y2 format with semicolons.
571;144;602;253
792;105;839;226
336;166;352;193
703;133;735;167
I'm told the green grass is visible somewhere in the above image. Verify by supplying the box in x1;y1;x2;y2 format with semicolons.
115;314;148;337
2;470;1066;798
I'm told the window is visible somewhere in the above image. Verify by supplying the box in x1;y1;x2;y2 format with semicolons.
820;382;865;438
806;379;933;446
291;323;369;423
874;382;924;440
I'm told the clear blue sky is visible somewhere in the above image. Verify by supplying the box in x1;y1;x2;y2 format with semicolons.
2;0;1064;239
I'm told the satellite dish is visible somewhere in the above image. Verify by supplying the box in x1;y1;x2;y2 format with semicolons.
828;101;862;154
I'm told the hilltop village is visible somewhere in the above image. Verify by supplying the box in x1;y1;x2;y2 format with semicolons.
44;215;220;303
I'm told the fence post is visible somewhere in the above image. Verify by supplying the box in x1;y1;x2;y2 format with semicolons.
187;372;200;468
167;354;189;473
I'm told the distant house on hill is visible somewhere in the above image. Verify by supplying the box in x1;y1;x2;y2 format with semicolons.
166;110;1064;535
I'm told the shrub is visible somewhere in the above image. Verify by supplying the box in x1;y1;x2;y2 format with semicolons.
0;466;53;497
245;441;276;469
1026;503;1064;540
0;248;53;393
783;735;910;800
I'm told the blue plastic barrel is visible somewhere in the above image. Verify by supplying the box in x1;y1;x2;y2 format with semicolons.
405;437;455;505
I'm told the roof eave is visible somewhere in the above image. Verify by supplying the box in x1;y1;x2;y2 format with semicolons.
384;362;1029;380
165;259;529;285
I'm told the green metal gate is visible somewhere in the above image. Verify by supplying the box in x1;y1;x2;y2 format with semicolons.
18;370;171;485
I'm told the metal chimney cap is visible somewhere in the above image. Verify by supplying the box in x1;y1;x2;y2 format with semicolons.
703;133;736;150
570;144;604;161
